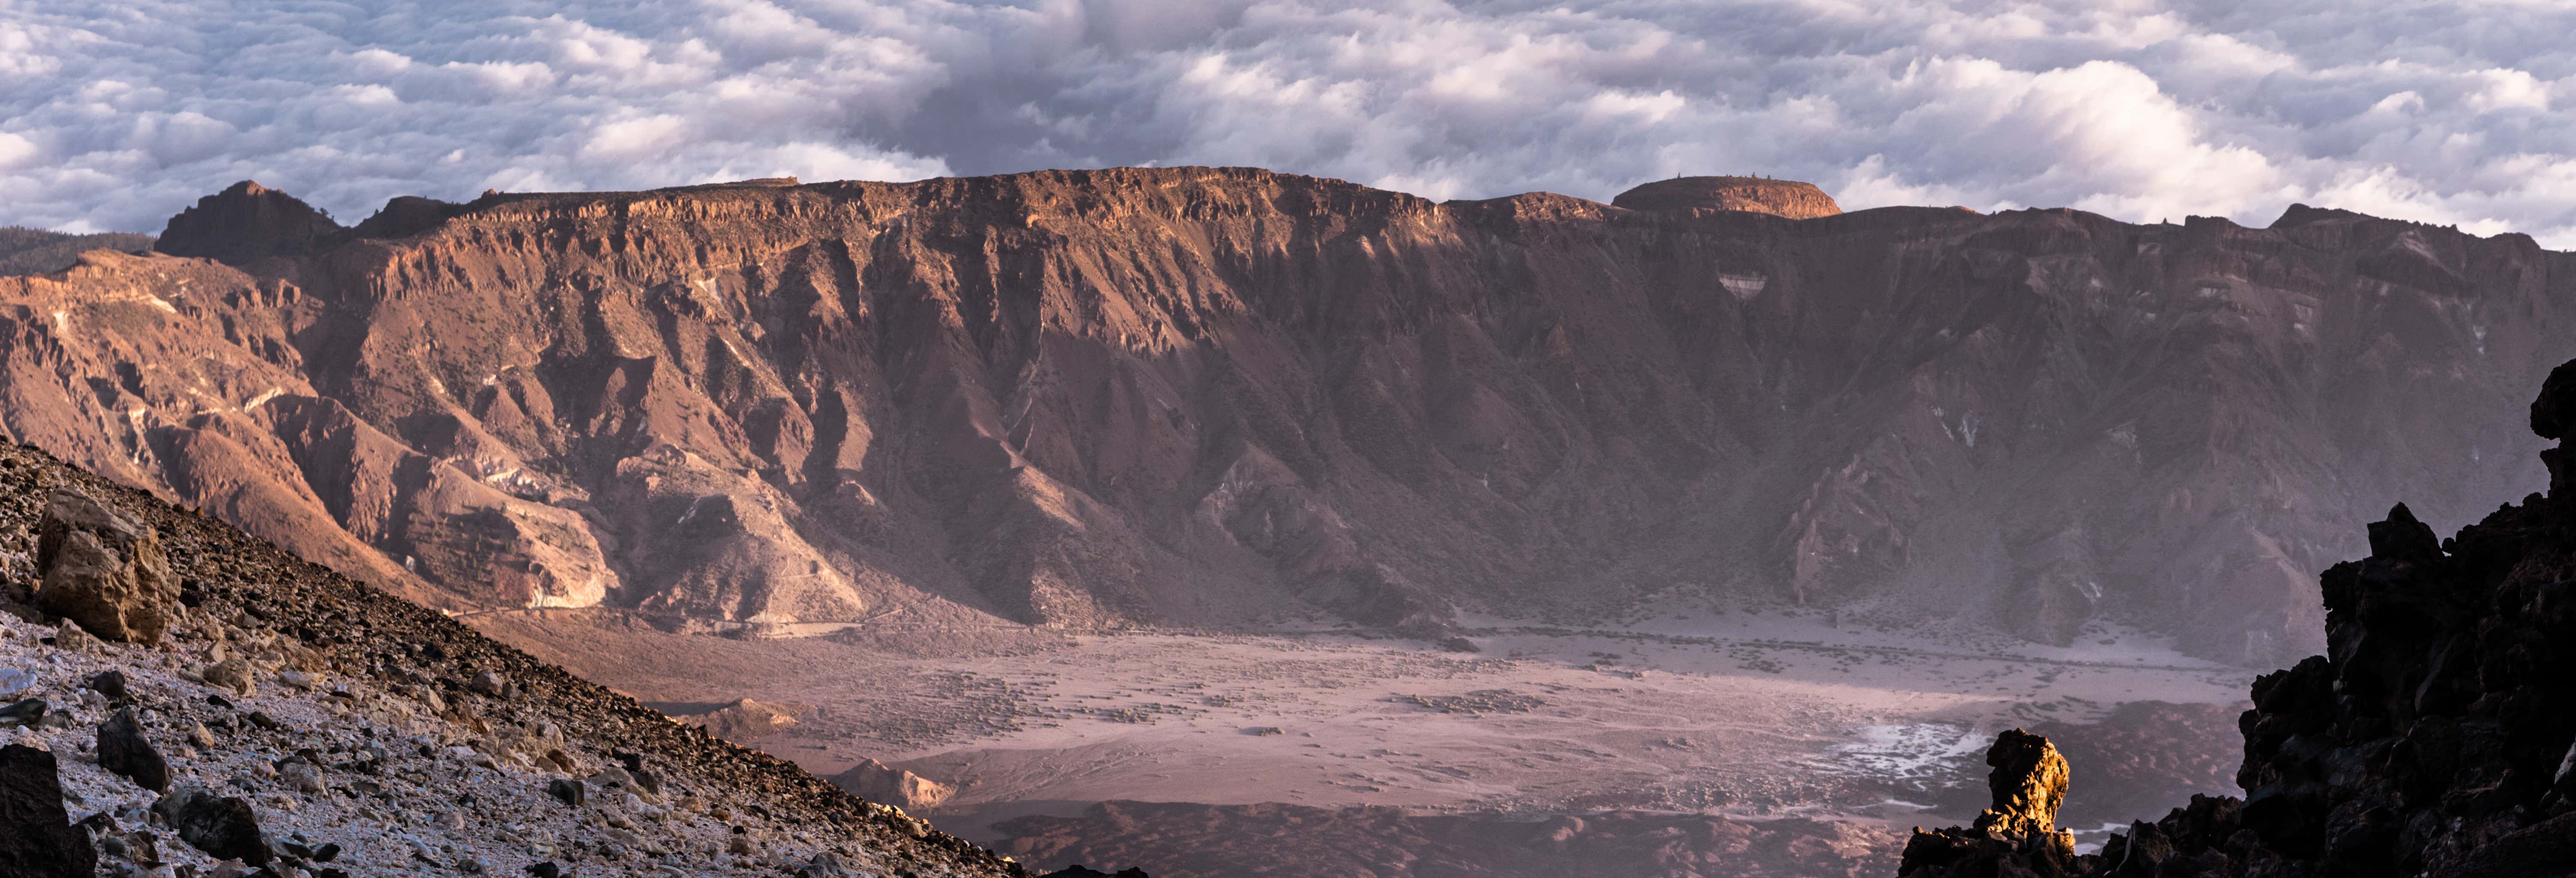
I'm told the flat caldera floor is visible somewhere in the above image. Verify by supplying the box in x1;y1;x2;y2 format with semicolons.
469;605;2251;847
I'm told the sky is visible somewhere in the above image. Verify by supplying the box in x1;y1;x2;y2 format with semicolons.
6;0;2576;245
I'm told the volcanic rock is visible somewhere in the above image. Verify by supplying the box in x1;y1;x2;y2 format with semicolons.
1042;866;1151;878
1897;730;2087;877
96;706;169;791
0;744;95;877
155;180;343;264
831;758;955;810
1611;175;1842;218
0;698;43;727
1890;357;2576;877
35;488;178;643
155;786;271;865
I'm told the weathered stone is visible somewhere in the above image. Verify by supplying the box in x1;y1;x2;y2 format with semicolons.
98;707;170;792
1896;730;2085;877
278;759;325;795
830;758;955;810
546;777;585;807
153;786;271;865
468;670;505;696
201;658;255;696
690;698;803;740
0;698;43;727
1971;729;2071;843
0;743;99;877
85;669;128;701
34;488;177;644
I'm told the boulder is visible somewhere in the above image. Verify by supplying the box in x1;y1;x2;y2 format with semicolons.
153;786;271;865
35;488;177;644
0;743;98;877
97;707;169;792
830;759;955;810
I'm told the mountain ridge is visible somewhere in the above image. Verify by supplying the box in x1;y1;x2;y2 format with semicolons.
3;166;2569;664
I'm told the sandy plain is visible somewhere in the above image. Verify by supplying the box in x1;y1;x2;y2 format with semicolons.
471;600;2252;855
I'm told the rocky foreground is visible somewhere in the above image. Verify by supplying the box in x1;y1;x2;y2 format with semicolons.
1896;360;2576;877
0;440;1035;877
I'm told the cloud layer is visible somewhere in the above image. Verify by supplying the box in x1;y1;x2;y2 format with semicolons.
7;0;2576;245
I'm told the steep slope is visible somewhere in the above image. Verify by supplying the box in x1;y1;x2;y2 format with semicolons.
0;440;1021;876
2;169;2570;664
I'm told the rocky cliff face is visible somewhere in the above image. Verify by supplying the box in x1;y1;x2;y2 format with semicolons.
1896;358;2576;878
0;170;2569;663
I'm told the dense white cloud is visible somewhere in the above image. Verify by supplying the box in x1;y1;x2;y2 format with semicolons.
6;0;2576;246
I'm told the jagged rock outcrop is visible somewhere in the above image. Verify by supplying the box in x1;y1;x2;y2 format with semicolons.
2;171;2573;662
1899;730;2090;877
1895;358;2576;877
694;697;806;740
33;488;177;643
832;758;957;810
1612;176;1843;218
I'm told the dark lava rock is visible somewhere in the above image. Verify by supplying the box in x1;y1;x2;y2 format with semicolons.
0;743;98;877
86;669;128;701
1908;357;2576;876
526;862;561;878
1898;729;2090;877
1041;866;1151;878
0;697;42;726
152;786;270;865
98;706;170;792
546;777;585;807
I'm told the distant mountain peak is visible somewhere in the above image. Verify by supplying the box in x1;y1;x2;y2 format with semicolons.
156;180;343;264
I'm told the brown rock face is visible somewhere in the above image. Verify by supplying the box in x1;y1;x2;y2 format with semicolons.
33;488;176;643
1972;729;2072;842
154;180;345;265
0;169;2571;661
1612;176;1842;218
832;759;954;811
